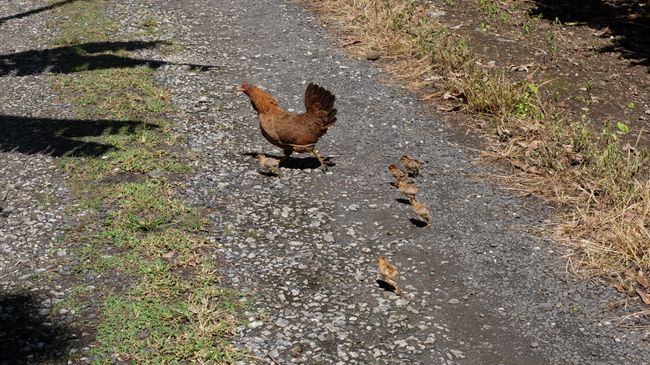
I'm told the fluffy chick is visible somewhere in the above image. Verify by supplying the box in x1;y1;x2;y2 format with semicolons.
396;180;418;199
256;155;281;176
377;256;401;295
388;164;407;182
400;155;423;176
410;197;430;226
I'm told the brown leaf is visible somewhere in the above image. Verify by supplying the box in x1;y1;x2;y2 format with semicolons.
436;104;461;112
613;282;627;293
511;159;540;174
635;288;650;305
638;272;650;289
419;92;441;100
528;140;542;150
509;62;535;72
342;39;362;47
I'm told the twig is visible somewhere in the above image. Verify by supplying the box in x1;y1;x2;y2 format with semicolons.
238;353;267;363
267;353;282;365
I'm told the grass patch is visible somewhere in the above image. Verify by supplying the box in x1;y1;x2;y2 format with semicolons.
305;0;650;292
49;0;241;362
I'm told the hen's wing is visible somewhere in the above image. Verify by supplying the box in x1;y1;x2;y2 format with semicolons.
270;83;337;147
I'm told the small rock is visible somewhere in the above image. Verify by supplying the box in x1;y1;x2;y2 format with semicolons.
136;330;149;340
530;341;539;348
366;50;381;61
448;298;460;304
275;318;289;327
289;345;302;357
147;169;163;178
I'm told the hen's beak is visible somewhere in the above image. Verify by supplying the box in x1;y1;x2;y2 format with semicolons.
236;86;245;92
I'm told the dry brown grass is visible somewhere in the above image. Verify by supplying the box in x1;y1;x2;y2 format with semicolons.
303;0;650;298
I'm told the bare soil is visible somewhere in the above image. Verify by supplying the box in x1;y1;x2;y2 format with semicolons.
437;0;650;146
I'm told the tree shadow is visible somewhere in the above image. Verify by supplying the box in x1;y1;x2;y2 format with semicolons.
529;0;650;68
0;0;79;25
241;152;335;170
0;115;159;157
0;40;217;77
0;292;73;365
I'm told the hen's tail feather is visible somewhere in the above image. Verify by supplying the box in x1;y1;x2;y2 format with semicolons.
305;83;337;127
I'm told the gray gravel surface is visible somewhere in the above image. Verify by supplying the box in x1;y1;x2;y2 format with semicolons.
1;1;88;364
2;0;649;364
145;0;649;364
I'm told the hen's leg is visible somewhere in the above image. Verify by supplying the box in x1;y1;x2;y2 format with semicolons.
311;149;328;172
280;149;292;166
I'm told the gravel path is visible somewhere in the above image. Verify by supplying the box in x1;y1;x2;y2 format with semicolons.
0;2;85;363
147;0;649;364
1;0;649;364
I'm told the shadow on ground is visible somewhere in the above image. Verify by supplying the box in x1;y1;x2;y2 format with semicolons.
0;0;79;26
530;0;650;67
241;152;335;170
0;292;73;365
0;115;159;157
0;40;217;77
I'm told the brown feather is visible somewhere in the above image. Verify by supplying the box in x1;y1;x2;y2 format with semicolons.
242;82;338;153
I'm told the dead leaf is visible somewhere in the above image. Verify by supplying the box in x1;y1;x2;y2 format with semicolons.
342;39;362;47
511;159;540;174
562;144;574;153
162;251;176;259
436;104;461;112
496;125;512;140
443;91;465;100
638;272;650;289
419;92;442;100
528;140;541;150
613;282;628;293
635;288;650;305
509;62;534;72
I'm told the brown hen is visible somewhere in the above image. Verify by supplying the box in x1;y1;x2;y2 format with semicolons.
238;81;337;171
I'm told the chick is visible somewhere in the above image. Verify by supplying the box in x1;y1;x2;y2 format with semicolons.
255;155;281;176
396;180;418;199
377;256;401;295
400;155;423;176
410;197;430;226
388;164;408;182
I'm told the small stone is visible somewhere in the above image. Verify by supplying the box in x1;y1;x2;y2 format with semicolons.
289;345;302;357
448;298;460;304
530;341;539;348
539;303;553;311
395;298;409;307
275;318;289;327
248;320;263;329
136;330;149;340
394;339;408;348
366;50;381;61
147;169;163;177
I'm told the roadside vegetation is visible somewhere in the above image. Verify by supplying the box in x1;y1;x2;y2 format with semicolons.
49;0;241;362
304;0;650;305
